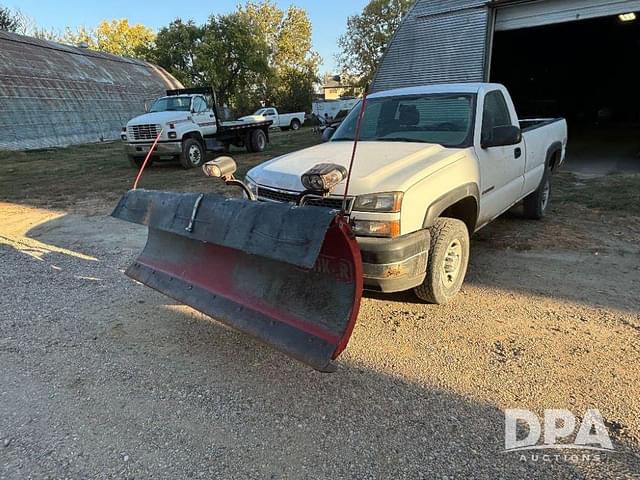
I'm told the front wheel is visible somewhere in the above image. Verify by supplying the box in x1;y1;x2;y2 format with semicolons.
414;218;470;305
179;138;205;169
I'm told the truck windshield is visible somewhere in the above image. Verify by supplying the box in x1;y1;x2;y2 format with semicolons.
331;93;475;148
149;97;192;112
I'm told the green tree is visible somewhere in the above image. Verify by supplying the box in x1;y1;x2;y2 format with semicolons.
149;19;203;86
241;1;320;112
337;0;414;88
0;5;21;32
60;25;97;48
197;12;270;110
95;19;155;58
55;20;154;59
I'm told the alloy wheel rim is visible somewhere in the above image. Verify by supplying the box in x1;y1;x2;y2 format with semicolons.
188;145;201;165
442;239;463;287
541;180;550;211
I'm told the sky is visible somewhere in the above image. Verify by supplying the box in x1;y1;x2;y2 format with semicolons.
9;0;369;72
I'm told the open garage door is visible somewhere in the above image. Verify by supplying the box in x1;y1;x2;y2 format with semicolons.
372;1;491;92
495;0;640;31
491;5;640;174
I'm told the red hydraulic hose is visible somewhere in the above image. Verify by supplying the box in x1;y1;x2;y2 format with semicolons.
133;129;163;190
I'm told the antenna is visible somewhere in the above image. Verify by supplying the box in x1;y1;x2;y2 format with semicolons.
341;89;368;215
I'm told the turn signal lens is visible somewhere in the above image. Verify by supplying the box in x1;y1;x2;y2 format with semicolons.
351;219;400;238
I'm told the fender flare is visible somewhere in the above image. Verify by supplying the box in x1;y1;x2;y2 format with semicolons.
546;141;563;170
181;130;204;143
422;183;480;230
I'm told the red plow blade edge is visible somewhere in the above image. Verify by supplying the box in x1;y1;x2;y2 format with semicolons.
112;189;363;371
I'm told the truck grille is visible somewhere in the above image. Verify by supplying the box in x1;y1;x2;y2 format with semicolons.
257;186;353;212
128;124;161;141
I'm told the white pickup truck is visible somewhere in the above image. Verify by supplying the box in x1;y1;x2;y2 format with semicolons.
238;108;305;131
244;83;568;304
123;88;272;169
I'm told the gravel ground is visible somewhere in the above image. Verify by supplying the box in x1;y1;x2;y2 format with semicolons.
1;192;639;479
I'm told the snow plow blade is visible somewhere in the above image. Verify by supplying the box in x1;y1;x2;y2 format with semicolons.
112;189;363;371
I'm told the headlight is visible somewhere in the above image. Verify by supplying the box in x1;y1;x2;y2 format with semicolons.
351;219;400;238
353;192;403;212
245;175;259;198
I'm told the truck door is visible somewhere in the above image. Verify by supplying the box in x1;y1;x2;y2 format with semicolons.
263;108;278;127
192;96;217;136
476;89;525;223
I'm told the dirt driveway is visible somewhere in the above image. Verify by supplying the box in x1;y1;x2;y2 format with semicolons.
1;132;640;479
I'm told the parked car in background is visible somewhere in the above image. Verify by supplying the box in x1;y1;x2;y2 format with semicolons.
122;88;272;169
238;108;305;131
245;83;568;304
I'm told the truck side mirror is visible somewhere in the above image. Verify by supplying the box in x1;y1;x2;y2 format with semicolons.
322;127;336;143
481;125;522;148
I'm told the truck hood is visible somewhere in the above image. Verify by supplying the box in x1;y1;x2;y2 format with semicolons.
127;111;191;126
247;141;464;195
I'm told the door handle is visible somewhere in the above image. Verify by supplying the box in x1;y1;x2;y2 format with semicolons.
514;147;522;159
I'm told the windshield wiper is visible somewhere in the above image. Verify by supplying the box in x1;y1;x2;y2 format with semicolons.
379;137;430;143
331;137;355;141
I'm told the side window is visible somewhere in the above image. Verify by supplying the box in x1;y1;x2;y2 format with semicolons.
482;91;512;140
265;109;276;116
193;97;207;113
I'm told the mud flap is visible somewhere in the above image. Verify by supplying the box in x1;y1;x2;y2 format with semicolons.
112;190;363;371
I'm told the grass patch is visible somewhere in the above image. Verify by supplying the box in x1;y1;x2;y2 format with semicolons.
0;128;321;215
554;171;640;215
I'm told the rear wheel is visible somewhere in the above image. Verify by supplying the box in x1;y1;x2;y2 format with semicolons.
179;138;205;169
414;218;470;304
290;119;301;131
523;168;551;219
246;129;267;153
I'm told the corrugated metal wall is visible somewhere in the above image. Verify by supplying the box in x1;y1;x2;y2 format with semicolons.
371;0;491;93
0;31;182;151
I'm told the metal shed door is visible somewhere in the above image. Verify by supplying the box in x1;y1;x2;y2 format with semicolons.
371;3;491;92
495;0;640;31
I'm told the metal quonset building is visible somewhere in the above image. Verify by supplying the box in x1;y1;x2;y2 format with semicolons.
372;0;640;171
0;31;183;150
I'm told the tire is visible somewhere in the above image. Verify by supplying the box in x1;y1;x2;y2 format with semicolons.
179;138;205;169
247;129;267;153
523;168;551;219
290;119;301;131
414;218;470;305
128;155;153;169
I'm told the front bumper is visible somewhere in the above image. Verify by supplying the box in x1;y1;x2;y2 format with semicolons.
357;230;430;293
124;141;182;157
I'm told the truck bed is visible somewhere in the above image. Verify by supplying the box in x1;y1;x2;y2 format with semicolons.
519;118;564;132
218;119;273;132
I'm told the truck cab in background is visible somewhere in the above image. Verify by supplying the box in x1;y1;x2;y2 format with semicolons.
122;88;273;169
239;108;306;131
